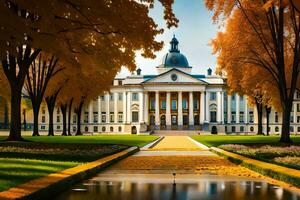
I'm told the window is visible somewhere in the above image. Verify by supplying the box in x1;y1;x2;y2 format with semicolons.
250;126;254;132
41;125;45;130
275;112;279;123
298;126;300;132
57;116;60;123
297;92;300;99
290;115;294;123
231;113;235;123
240;126;244;132
110;94;113;101
93;114;98;123
171;100;177;110
84;114;88;123
118;126;122;132
298;116;300;123
57;125;60;130
132;93;139;101
102;127;106;132
182;99;188;109
118;93;123;101
210;92;216;101
161;100;166;109
118;80;122;85
239;112;244;123
42;108;46;114
101;114;106;123
57;108;60;115
42;116;45;123
232;126;236;132
290;126;294;132
132;111;139;122
210;111;217;122
118;114;123;123
110;114;114;123
101;95;105;101
275;126;279;132
94;126;98;132
150;99;155;110
297;104;300;112
249;111;254;123
110;127;113;132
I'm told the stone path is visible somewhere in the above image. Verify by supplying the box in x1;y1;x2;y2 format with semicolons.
103;136;264;178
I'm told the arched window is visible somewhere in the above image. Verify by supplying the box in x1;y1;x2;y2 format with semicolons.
240;126;244;132
118;126;122;132
275;126;279;132
250;126;254;132
110;127;114;132
102;127;106;132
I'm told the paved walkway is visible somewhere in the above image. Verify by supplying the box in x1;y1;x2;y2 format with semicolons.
150;136;203;151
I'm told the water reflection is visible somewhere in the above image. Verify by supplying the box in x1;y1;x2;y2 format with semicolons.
55;177;300;200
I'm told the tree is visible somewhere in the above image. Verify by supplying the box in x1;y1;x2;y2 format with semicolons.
25;54;63;136
207;0;300;142
0;0;178;140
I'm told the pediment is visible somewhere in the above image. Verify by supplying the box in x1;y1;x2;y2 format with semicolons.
143;68;207;85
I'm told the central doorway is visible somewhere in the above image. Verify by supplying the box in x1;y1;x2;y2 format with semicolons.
171;115;177;125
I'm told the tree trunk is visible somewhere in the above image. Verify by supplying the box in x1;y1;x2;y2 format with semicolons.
46;91;60;136
61;104;67;136
23;109;27;131
7;87;23;141
32;107;40;136
67;98;73;136
75;100;84;136
256;102;264;135
265;106;271;136
280;101;293;143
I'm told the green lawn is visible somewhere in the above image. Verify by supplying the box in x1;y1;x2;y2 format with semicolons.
23;135;159;147
0;135;158;192
0;158;79;192
191;135;300;147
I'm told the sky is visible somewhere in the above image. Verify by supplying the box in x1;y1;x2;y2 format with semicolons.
117;0;219;77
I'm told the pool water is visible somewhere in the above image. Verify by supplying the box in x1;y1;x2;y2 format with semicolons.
54;174;300;200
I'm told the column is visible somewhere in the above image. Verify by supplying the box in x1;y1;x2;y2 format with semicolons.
166;91;171;126
144;92;149;124
244;96;248;123
200;92;205;124
217;92;222;123
178;91;183;126
98;96;101;124
189;92;194;125
221;92;224;123
139;92;144;123
88;100;93;124
114;93;118;123
123;92;127;123
236;94;240;123
227;94;231;123
293;102;297;124
105;93;110;123
126;91;131;123
155;91;160;126
205;92;210;122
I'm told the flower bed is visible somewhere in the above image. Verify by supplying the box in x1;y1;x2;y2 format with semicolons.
219;144;300;170
0;142;128;162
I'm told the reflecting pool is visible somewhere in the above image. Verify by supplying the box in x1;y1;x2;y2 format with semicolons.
54;174;300;200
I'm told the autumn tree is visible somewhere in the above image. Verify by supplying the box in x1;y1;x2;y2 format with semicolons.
207;0;300;142
0;0;178;140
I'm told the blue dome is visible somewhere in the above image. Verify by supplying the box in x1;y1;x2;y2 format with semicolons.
162;52;189;68
161;35;190;68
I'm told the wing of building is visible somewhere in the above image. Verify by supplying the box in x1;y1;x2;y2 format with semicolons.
34;36;300;135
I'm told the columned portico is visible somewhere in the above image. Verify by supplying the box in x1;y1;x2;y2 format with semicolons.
200;92;205;124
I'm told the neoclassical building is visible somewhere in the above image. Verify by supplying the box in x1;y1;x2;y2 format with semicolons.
38;36;300;134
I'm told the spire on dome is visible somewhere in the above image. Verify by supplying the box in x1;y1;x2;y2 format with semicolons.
169;35;180;53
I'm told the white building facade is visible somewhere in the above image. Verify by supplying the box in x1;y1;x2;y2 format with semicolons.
39;37;300;134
